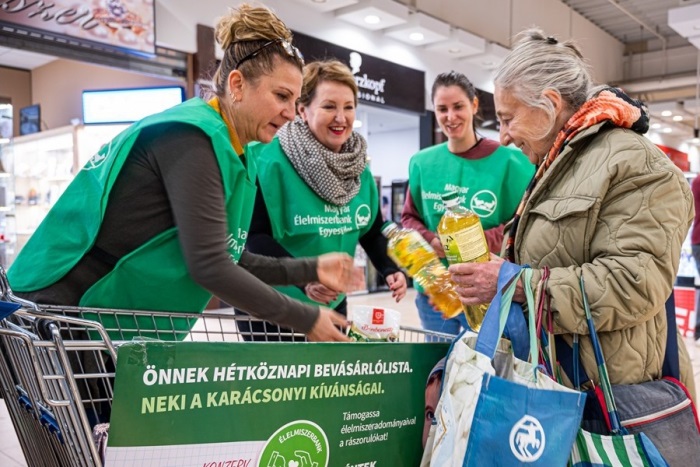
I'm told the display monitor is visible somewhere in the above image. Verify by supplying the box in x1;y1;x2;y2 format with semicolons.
82;86;186;125
19;104;41;136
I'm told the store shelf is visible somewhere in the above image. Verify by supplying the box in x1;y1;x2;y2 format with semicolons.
2;124;126;260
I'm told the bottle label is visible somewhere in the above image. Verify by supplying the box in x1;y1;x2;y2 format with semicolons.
440;223;489;263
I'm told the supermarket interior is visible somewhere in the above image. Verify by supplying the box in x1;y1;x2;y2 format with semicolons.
3;0;700;465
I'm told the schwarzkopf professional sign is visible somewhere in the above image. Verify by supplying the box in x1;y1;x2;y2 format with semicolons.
0;0;155;55
293;31;425;114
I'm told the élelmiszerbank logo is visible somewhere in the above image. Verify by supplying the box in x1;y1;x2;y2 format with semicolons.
355;204;372;228
470;190;497;218
257;420;329;467
84;140;114;171
509;415;545;462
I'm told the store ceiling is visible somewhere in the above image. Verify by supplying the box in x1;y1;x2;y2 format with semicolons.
0;46;55;70
4;0;700;139
562;0;700;140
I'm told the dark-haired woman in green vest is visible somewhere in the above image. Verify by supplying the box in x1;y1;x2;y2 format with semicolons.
7;4;355;344
240;60;407;340
402;71;535;336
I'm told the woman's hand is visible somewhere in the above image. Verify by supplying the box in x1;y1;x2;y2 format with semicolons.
386;272;407;302
316;253;365;292
430;238;445;258
305;282;339;305
306;307;350;342
449;254;505;306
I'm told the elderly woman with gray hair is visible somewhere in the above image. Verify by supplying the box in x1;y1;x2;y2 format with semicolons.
449;29;695;406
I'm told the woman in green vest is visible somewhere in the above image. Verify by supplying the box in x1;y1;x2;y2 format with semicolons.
7;4;355;343
401;71;535;336
240;60;407;340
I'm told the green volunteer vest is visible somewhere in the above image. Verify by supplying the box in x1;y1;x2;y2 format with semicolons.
249;138;377;308
9;98;256;319
408;142;534;293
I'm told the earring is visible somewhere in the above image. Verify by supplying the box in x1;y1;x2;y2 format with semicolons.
230;93;237;104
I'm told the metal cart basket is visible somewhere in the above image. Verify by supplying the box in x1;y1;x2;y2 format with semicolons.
0;272;453;467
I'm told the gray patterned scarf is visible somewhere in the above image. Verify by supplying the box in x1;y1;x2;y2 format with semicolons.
278;116;368;206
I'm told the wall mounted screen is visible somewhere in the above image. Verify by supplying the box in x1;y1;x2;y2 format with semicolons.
82;86;185;125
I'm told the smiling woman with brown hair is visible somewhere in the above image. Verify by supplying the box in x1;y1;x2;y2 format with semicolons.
239;59;407;340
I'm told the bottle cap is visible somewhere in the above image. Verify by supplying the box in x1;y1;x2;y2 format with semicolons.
381;221;398;237
441;190;461;206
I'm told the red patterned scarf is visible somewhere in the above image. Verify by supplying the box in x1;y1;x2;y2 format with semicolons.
504;87;649;262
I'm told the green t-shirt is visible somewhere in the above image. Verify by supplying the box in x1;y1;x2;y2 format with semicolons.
407;141;535;292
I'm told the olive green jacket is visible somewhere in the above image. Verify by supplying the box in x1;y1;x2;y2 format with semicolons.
509;122;695;400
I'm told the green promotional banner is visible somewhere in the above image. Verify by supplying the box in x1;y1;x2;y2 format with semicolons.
107;341;449;466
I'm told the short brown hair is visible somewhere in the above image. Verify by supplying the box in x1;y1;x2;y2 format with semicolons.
299;60;358;107
211;3;303;97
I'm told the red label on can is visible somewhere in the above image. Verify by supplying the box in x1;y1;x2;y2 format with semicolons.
372;308;384;324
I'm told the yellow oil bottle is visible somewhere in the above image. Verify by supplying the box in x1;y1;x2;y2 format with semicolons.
381;222;464;319
437;191;490;330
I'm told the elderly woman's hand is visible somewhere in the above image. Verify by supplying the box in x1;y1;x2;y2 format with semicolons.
448;254;505;306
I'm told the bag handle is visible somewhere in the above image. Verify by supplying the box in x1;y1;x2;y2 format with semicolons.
475;263;537;369
579;274;627;435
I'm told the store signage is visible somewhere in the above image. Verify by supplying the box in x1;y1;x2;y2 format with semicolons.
0;0;155;55
107;341;448;466
293;32;426;114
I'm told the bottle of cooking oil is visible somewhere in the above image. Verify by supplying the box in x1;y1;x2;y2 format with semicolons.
437;191;490;330
381;222;464;319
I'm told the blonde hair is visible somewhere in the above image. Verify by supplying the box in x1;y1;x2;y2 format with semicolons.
494;28;593;139
211;3;302;96
299;60;358;107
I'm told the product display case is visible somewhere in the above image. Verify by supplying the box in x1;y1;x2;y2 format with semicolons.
0;124;127;262
0;137;15;269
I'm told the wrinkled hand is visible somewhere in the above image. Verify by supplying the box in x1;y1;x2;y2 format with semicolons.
448;254;504;306
305;282;339;305
316;252;364;292
430;237;445;258
386;272;407;302
306;306;350;342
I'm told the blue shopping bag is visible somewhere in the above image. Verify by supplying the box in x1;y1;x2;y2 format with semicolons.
463;263;585;466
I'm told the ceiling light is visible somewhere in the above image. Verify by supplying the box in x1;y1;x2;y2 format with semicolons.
661;110;673;117
673;115;684;121
364;14;380;24
651;123;662;129
663;127;673;133
353;120;363;128
425;28;486;58
336;0;409;31
290;0;358;12
384;11;449;46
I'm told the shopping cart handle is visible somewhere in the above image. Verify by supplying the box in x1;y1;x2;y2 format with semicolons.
39;406;64;444
35;317;59;341
17;394;34;414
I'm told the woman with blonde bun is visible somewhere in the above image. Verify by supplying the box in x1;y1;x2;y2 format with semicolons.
9;4;354;343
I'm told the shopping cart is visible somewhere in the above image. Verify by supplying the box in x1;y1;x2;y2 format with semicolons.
0;269;453;467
